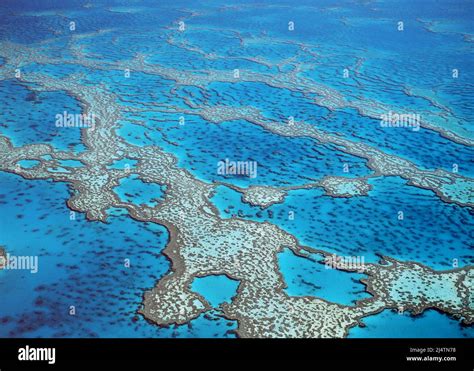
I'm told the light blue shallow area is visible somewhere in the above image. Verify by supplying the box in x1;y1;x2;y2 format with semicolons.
278;249;371;306
57;159;83;168
113;174;164;206
191;275;240;307
17;159;40;168
349;309;474;338
107;158;138;170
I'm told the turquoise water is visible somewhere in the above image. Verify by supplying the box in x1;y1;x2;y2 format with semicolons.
191;275;240;307
57;159;83;167
349;309;474;338
17;159;40;168
107;158;138;170
113;174;165;207
0;0;472;338
278;248;371;306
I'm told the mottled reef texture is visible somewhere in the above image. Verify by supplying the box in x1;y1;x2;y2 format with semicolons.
0;8;472;337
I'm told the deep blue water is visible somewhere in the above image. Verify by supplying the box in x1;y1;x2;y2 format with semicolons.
0;80;85;152
119;116;371;187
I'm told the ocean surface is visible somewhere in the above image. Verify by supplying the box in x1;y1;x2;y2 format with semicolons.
0;0;472;338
